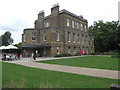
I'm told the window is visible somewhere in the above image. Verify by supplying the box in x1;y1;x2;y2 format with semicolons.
43;48;46;54
67;18;70;26
77;22;79;29
43;31;46;41
72;20;75;28
32;32;36;41
81;24;83;30
57;46;60;54
73;33;76;43
56;32;60;41
82;39;84;44
85;25;87;31
78;34;80;43
83;47;85;54
74;47;76;54
68;46;71;54
44;21;50;28
84;40;86;44
91;47;93;53
23;34;26;42
68;32;71;42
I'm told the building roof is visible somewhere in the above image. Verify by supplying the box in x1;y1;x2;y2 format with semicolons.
43;9;87;22
59;9;87;22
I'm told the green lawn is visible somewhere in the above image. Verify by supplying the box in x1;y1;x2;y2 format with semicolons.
38;56;119;71
2;62;119;88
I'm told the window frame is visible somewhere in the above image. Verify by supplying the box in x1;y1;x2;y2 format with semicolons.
43;31;46;41
68;32;71;42
76;22;79;29
56;32;60;41
66;18;70;26
72;20;75;28
32;32;36;41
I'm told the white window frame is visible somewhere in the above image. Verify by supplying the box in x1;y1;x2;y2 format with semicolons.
81;24;83;30
23;34;26;42
44;21;50;28
43;48;46;54
85;25;87;31
43;31;46;41
68;46;71;54
67;18;70;26
77;22;79;29
68;32;71;42
78;34;80;43
56;32;60;41
57;46;60;54
72;20;75;28
32;32;36;41
73;33;76;43
74;47;76;54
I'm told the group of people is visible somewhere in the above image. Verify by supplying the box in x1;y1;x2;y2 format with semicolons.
2;52;21;60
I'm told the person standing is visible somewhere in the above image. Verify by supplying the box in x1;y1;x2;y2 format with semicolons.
80;50;83;56
33;50;36;60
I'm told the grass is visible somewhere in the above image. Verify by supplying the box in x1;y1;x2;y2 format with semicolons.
38;56;119;71
2;62;119;88
0;62;2;89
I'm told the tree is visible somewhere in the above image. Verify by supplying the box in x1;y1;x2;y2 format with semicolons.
0;31;14;46
14;42;22;48
89;21;118;53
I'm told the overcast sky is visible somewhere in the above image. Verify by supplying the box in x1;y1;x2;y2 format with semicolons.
0;0;119;44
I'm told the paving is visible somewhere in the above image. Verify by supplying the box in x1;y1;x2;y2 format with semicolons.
1;56;119;79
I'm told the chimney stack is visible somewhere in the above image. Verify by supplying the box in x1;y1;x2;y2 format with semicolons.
38;10;44;19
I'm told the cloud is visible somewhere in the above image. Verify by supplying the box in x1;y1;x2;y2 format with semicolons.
0;19;29;32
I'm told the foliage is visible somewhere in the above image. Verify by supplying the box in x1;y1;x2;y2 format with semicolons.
0;31;14;46
39;56;119;70
89;21;119;53
14;42;22;48
54;54;64;57
2;62;118;88
111;50;120;58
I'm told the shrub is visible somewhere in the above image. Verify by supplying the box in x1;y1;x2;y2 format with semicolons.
111;50;120;58
54;54;64;57
91;53;95;55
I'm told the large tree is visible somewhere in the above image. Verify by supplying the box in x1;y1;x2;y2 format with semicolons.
0;31;14;46
89;21;119;53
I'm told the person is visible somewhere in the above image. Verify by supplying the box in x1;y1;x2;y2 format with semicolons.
33;50;36;60
17;50;21;60
80;50;83;56
2;53;6;60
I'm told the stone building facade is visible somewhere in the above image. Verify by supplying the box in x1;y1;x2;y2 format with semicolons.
22;4;94;57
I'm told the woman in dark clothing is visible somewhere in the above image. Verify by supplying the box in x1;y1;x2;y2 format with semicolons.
33;50;36;60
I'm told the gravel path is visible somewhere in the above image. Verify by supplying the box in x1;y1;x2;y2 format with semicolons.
2;56;119;79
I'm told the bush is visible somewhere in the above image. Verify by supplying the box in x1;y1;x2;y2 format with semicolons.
103;52;112;55
54;54;64;57
91;53;95;55
111;50;120;58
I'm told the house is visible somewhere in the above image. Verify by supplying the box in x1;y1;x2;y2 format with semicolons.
22;4;94;57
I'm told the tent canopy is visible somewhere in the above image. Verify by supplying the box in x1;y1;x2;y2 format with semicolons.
7;45;18;49
0;45;18;50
